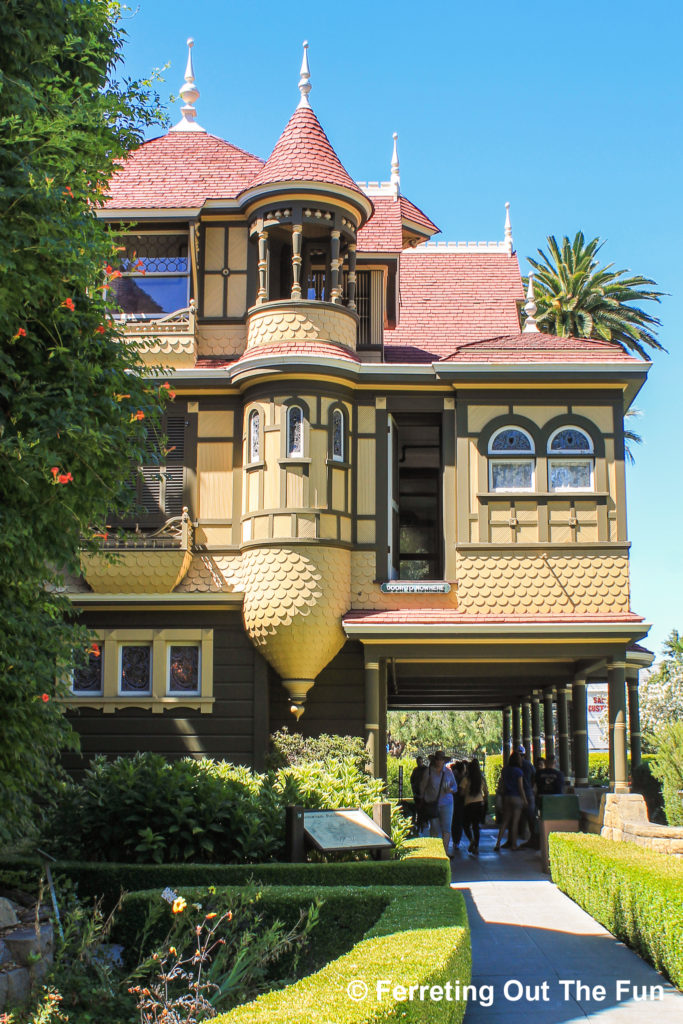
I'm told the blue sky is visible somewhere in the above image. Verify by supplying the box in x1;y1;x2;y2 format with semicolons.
118;0;683;658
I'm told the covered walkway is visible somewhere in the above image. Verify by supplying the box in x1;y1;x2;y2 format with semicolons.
450;829;682;1023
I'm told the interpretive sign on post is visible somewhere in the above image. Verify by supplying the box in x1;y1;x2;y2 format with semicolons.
303;808;394;853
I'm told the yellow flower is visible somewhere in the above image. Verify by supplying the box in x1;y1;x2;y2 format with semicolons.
172;896;187;914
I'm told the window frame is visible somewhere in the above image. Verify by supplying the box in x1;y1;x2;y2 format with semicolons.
63;629;214;713
487;426;536;493
286;404;304;459
548;458;595;493
118;642;153;697
331;407;345;463
247;408;262;466
547;425;595;493
547;426;594;455
488;458;536;493
111;230;191;320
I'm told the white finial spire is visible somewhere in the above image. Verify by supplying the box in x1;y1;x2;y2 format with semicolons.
390;132;400;198
504;201;513;253
170;38;205;133
297;41;312;109
523;272;539;333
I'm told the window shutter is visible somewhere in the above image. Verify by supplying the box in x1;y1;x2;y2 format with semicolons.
164;415;186;516
138;425;163;515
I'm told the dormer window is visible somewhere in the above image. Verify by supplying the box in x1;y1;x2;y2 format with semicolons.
111;233;190;317
548;427;594;491
488;427;535;492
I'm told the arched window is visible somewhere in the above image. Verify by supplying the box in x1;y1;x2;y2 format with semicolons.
286;405;304;458
248;409;260;464
331;408;344;462
488;426;535;492
548;426;594;491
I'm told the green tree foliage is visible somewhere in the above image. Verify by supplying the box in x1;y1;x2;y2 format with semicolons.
640;631;683;739
387;710;502;756
650;722;683;827
0;1;168;843
526;233;664;359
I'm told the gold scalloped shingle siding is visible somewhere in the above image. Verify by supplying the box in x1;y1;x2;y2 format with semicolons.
129;335;195;367
174;554;245;593
350;551;458;610
81;550;193;594
246;306;356;351
455;551;630;614
197;325;247;358
240;545;350;680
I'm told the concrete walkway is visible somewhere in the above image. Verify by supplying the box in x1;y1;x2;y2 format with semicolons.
449;828;682;1023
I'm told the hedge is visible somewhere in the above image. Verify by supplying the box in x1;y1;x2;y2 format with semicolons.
113;884;391;971
215;885;471;1024
549;833;683;988
0;838;449;910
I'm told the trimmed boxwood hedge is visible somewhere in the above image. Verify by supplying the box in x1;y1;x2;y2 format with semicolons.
215;885;471;1024
549;833;683;988
0;839;449;910
113;884;392;972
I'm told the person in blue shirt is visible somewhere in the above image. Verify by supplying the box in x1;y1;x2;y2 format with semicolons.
494;751;528;851
419;750;457;857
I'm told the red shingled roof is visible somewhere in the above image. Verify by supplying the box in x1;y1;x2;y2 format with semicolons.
103;132;264;210
343;610;645;626
357;196;438;252
441;333;639;363
384;252;524;362
248;106;363;195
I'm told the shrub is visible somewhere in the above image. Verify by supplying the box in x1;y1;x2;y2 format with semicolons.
43;753;410;865
650;723;683;826
549;833;683;988
266;728;370;772
0;839;450;912
484;754;503;796
215;885;471;1024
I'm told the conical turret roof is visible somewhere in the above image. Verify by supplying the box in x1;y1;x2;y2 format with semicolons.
249;105;364;196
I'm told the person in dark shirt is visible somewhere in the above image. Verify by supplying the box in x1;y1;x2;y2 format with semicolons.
517;744;537;849
494;751;528;851
410;756;428;833
535;755;565;795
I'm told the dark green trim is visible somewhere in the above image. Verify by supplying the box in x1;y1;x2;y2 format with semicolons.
442;403;456;579
375;406;389;583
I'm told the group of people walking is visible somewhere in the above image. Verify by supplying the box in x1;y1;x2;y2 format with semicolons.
410;751;488;857
409;746;565;856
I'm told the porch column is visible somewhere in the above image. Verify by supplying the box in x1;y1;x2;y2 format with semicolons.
608;660;629;793
557;685;570;777
572;677;589;786
531;692;542;763
364;654;381;778
543;689;555;760
290;223;303;299
627;672;642;771
256;228;269;304
522;700;532;756
347;242;357;310
330;229;342;303
511;703;521;751
502;707;511;762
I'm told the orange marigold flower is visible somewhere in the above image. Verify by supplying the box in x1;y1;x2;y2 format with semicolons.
131;410;145;421
96;325;106;334
61;298;75;311
89;643;101;658
172;896;187;914
41;693;50;702
51;466;59;479
12;327;27;340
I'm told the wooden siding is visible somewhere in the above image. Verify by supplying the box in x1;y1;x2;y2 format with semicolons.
64;610;268;772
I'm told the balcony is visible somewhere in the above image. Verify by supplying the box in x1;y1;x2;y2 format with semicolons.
246;300;357;353
120;305;196;367
81;509;194;594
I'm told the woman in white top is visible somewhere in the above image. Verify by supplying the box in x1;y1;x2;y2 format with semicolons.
419;750;457;856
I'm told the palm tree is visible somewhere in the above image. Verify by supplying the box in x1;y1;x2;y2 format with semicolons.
526;233;664;359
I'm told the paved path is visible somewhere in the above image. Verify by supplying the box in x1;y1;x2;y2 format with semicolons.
449;828;682;1023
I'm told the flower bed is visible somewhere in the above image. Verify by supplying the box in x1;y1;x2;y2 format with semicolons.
549;833;683;988
215;885;470;1024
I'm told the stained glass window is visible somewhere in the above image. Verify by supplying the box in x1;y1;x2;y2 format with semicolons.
549;428;592;452
120;645;152;693
73;647;103;693
490;460;534;491
287;406;303;457
332;409;344;461
249;410;260;463
168;646;200;693
549;460;593;491
490;428;533;453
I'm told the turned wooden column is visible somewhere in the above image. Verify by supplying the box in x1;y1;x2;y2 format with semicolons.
330;229;342;303
257;228;269;304
572;677;589;786
531;692;542;763
628;672;642;771
502;707;511;763
608;660;629;793
543;689;555;760
347;242;357;310
291;224;303;299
